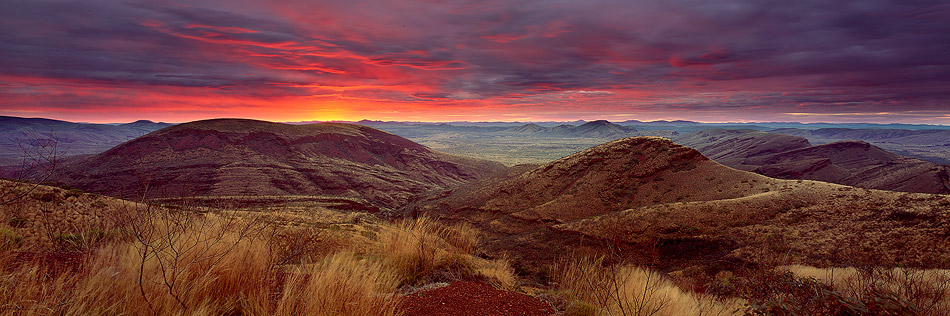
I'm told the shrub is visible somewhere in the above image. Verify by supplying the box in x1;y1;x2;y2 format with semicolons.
780;265;950;316
712;266;931;316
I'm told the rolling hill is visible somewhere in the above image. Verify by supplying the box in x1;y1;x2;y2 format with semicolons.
406;137;950;275
501;120;638;138
0;116;172;166
772;128;950;164
49;119;505;210
677;129;950;194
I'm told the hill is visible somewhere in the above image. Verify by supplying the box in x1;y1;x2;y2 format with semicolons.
0;116;172;166
406;137;950;276
674;129;812;167
501;120;638;138
677;129;950;194
772;128;950;165
49;119;506;210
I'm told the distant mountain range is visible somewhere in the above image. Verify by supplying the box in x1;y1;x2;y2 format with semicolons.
676;129;950;194
500;120;639;138
0;116;172;166
771;128;950;164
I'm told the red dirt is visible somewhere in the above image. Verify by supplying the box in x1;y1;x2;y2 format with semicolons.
399;281;555;316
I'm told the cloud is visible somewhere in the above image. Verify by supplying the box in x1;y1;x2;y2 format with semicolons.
0;0;948;123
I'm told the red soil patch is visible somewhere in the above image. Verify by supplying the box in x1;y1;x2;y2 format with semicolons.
400;281;554;316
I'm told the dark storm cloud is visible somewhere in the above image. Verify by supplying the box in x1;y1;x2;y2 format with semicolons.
1;0;948;121
0;0;316;96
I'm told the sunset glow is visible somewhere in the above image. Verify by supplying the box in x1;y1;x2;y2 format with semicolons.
2;0;948;124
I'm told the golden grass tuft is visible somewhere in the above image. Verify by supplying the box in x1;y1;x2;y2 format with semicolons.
553;256;739;316
475;256;517;290
375;217;481;286
61;217;273;315
275;251;401;316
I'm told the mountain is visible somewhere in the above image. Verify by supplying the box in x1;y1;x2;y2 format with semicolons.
771;128;950;164
500;120;637;138
568;120;637;137
677;129;950;194
502;123;546;134
0;116;172;166
406;137;950;275
120;120;170;130
50;119;506;210
772;128;950;142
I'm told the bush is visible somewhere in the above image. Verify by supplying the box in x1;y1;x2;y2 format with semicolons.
711;267;927;316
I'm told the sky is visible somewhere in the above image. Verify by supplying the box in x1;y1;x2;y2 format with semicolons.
1;0;949;124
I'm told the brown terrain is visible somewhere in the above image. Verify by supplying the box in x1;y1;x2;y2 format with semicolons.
677;129;950;194
408;136;950;276
771;127;950;165
399;281;554;316
5;122;950;315
48;119;505;210
0;179;135;251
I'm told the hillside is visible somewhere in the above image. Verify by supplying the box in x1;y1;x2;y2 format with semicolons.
0;179;136;250
0;116;172;166
772;128;950;164
50;119;505;210
674;129;812;167
677;129;950;194
407;137;950;275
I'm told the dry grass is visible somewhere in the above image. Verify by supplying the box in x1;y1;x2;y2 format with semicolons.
475;256;517;290
375;217;482;286
782;265;950;316
0;212;273;315
0;186;519;316
275;251;401;316
553;256;739;316
0;258;80;315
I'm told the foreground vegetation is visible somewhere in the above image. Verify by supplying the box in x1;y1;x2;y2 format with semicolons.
2;181;949;315
0;181;514;315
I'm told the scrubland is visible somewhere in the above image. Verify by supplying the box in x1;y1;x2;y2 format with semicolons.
2;180;949;316
0;181;514;315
